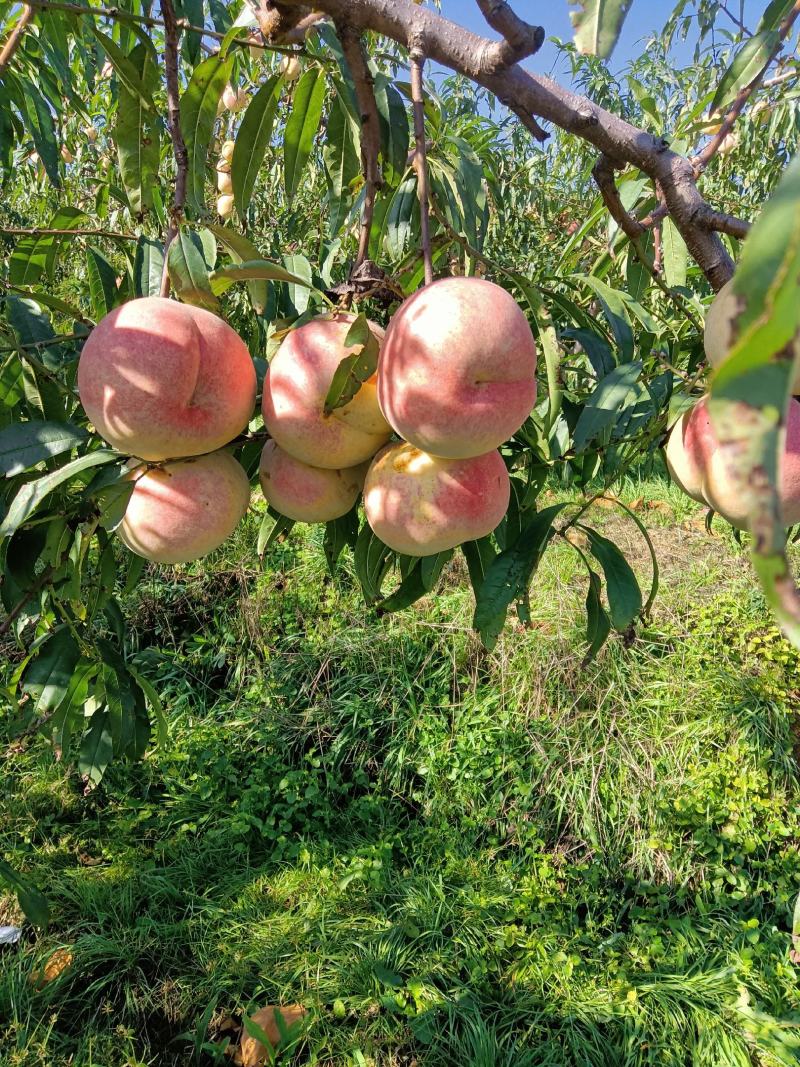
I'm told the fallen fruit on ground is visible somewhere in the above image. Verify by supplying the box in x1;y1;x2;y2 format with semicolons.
239;1004;307;1067
262;314;391;469
364;441;510;555
704;277;800;392
119;451;251;564
259;441;366;522
377;276;537;459
77;296;256;461
664;396;800;528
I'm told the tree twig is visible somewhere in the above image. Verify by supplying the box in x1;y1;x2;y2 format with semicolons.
692;0;800;175
0;226;135;239
410;51;433;286
159;0;189;298
474;0;544;70
337;26;383;273
700;208;751;239
653;222;662;274
0;3;33;76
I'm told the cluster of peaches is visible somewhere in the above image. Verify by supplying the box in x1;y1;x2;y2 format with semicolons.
77;277;538;565
665;278;800;528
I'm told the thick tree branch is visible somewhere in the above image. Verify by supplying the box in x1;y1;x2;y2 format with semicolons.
0;3;33;75
275;0;734;289
692;0;800;175
337;26;383;272
592;155;645;240
410;52;433;286
160;0;188;298
700;208;751;239
474;0;544;70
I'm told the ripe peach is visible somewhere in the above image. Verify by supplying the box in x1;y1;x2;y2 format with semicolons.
704;278;800;392
378;277;537;459
119;451;250;564
363;441;510;556
262;314;392;469
664;395;800;528
78;296;256;461
259;441;366;523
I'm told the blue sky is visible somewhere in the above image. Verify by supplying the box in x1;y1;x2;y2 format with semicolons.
438;0;769;81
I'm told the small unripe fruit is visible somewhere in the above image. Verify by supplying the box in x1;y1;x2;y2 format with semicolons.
217;193;235;218
248;32;265;60
718;131;738;155
280;55;302;81
60;145;73;164
364;442;510;556
259;441;366;523
221;84;248;113
120;451;251;564
220;140;235;162
217;169;233;194
84;125;98;143
99;154;111;172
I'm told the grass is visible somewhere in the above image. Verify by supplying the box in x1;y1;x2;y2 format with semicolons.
2;468;800;1066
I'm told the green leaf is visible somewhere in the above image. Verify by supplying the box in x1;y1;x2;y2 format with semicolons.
0;859;49;928
323;504;359;575
711;29;782;113
0;450;117;540
232;74;281;218
9;74;61;186
354;524;393;603
0;421;90;477
572;360;642;452
78;706;113;785
570;0;634;57
180;52;234;216
284;67;327;204
22;627;80;715
114;42;160;214
89;26;156;112
324;91;360;237
660;217;687;289
128;666;168;747
323;315;380;414
167;227;218;309
133;236;165;298
9;208;87;286
384;176;418;260
210;258;315;288
373;74;409;183
377;562;428;613
85;246;118;321
474;504;565;650
578;275;635;360
584;569;611;661
579;526;642;631
207;226;268;313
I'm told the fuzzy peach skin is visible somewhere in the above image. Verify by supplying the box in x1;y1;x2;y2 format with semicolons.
377;277;537;459
78;297;256;461
259;440;367;523
119;451;251;564
262;314;392;469
665;395;800;528
705;278;800;393
664;404;709;504
363;441;510;556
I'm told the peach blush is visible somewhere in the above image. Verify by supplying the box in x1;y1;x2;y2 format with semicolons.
262;314;391;469
377;277;537;459
78;297;256;462
364;442;510;556
259;441;367;523
119;451;250;564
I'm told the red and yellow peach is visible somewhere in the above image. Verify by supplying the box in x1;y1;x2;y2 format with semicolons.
259;441;366;523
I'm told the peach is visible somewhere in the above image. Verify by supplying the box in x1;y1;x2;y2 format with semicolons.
259;440;365;522
280;55;302;81
377;277;537;460
78;297;256;461
704;278;800;392
664;395;800;528
220;84;248;112
363;441;510;556
217;169;233;194
217;193;234;218
119;451;250;564
262;314;392;469
220;140;236;163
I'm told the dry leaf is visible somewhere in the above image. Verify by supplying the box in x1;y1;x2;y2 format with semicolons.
240;1004;306;1067
31;947;73;988
629;497;644;511
646;500;671;512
